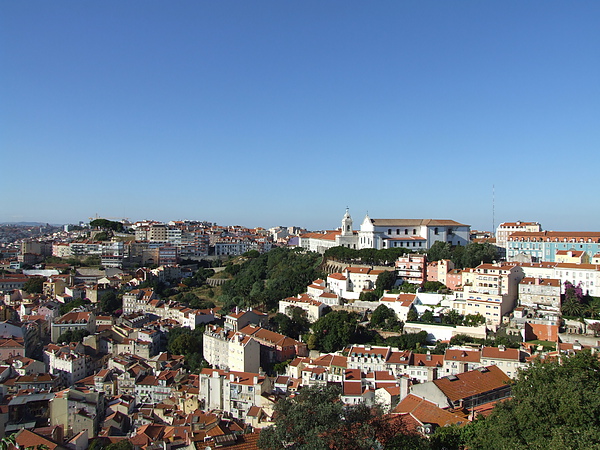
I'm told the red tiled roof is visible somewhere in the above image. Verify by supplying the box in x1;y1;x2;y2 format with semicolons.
444;349;481;363
433;366;511;402
393;394;466;427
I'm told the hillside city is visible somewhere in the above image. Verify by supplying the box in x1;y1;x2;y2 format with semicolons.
1;210;600;449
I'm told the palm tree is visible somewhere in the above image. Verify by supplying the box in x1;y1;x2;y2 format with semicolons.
562;300;584;318
586;303;600;319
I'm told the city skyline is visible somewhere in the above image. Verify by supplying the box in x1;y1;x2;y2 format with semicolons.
2;2;599;231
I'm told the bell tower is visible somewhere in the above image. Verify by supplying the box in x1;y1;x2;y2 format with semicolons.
341;208;353;236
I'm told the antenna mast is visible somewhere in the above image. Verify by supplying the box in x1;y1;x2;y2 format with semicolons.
492;185;495;237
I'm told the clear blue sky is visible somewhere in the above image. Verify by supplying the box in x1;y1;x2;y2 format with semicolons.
2;1;599;231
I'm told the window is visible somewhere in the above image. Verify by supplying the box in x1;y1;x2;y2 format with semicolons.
434;228;439;235
388;229;392;235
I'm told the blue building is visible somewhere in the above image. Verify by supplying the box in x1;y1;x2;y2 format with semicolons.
507;231;600;262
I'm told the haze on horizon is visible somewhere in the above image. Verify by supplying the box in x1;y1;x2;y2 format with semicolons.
2;2;599;232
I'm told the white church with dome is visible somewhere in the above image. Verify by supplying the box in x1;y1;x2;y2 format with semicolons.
299;209;470;254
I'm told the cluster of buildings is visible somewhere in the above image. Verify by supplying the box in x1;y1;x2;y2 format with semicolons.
0;220;306;271
0;214;599;448
0;263;272;448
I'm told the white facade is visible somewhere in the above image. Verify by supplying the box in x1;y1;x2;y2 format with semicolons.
199;369;273;421
203;325;261;373
278;295;327;323
496;221;542;249
301;210;469;254
358;216;470;251
453;263;525;326
45;344;90;386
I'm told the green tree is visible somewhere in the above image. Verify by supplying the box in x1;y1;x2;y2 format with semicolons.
56;329;90;343
90;219;124;232
398;282;418;293
269;310;309;340
23;276;46;294
94;231;111;241
258;385;426;450
105;440;133;450
243;250;260;258
385;331;428;350
375;270;396;292
463;313;486;326
561;300;584;317
59;298;91;315
359;291;380;302
100;291;121;314
369;304;401;331
0;433;16;450
166;326;206;372
464;351;600;449
406;306;419;322
441;309;463;325
221;248;322;311
585;302;600;319
310;311;358;353
427;241;452;262
460;242;498;268
421;309;435;323
422;281;446;293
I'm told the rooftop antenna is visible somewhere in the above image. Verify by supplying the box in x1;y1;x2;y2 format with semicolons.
492;185;495;237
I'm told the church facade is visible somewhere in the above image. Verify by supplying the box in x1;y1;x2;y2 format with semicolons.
299;210;470;253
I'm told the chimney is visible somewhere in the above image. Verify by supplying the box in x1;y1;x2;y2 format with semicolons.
499;345;506;352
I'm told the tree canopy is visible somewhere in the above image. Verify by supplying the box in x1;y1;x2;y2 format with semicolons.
270;308;310;340
99;291;121;314
370;304;401;331
258;385;426;450
375;270;397;292
308;310;359;353
323;246;411;266
219;247;322;311
427;241;498;269
90;219;125;232
23;276;46;294
166;326;207;372
434;351;600;449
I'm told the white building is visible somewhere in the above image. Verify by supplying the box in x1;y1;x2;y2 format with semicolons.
496;221;542;250
203;325;261;373
379;293;417;322
199;368;273;421
518;277;561;313
279;294;327;323
453;263;525;326
300;210;470;254
45;343;91;386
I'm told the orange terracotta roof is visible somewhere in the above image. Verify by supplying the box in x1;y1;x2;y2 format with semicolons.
393;394;465;427
433;366;511;402
481;346;520;361
444;349;481;363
